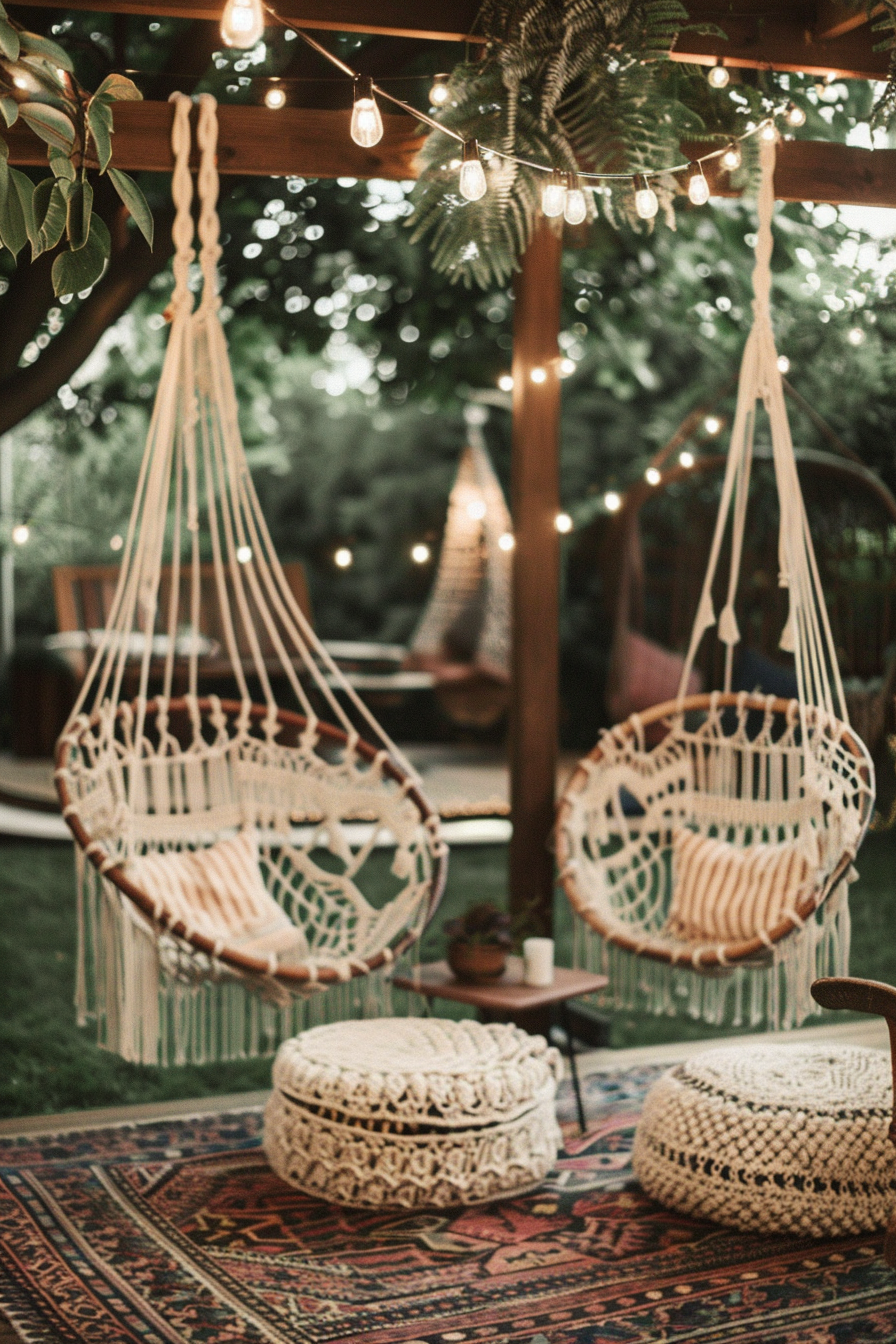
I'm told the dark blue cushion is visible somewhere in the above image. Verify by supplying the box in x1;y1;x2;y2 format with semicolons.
733;646;798;700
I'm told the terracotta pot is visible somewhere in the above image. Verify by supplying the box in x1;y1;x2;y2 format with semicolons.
447;940;508;985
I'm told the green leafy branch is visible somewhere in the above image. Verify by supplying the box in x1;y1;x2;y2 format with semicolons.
0;4;153;296
411;0;725;288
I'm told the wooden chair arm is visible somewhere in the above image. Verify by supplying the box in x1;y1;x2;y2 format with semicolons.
812;976;896;1268
812;976;896;1023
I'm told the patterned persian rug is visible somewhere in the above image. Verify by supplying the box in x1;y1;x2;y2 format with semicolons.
0;1066;894;1344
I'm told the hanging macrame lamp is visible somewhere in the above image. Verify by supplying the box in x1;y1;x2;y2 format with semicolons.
54;95;446;1066
556;137;875;1031
406;407;511;727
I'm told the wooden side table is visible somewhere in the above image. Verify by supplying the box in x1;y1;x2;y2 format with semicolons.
393;957;609;1133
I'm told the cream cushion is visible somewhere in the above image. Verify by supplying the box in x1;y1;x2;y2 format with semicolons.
668;826;812;943
127;828;308;965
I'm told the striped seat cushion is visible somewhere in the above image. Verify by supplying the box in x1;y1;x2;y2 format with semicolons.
127;829;308;967
668;827;813;944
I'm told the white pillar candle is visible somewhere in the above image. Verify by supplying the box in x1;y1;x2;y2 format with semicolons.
523;937;554;987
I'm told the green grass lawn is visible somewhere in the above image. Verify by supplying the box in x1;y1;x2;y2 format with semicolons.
1;828;895;1119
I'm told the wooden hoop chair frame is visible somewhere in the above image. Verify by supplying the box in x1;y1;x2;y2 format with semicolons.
556;691;874;972
56;695;448;991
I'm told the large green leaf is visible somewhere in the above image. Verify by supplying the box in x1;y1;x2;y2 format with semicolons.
0;96;18;127
51;213;110;297
18;101;75;153
0;15;20;61
0;169;27;257
107;167;153;248
9;168;37;250
93;73;142;103
18;30;73;72
32;175;65;255
66;177;93;251
86;97;113;172
49;151;76;184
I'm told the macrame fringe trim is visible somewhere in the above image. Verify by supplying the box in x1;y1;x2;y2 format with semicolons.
78;869;394;1066
572;879;852;1032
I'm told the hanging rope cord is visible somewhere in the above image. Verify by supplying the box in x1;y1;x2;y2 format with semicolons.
676;136;848;731
69;94;426;795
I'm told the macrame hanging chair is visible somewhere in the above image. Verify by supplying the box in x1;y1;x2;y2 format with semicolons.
602;389;896;752
556;137;875;1031
405;407;512;728
54;95;447;1067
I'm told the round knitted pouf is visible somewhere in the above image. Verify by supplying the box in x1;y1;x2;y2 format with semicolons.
264;1017;563;1208
632;1044;896;1238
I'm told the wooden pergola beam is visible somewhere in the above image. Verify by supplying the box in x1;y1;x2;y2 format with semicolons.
7;105;896;213
10;0;893;75
4;100;424;177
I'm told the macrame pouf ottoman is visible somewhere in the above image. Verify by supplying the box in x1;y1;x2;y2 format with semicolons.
633;1044;896;1238
264;1017;563;1208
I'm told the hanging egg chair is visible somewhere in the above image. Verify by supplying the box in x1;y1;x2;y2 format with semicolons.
54;95;446;1066
556;137;875;1031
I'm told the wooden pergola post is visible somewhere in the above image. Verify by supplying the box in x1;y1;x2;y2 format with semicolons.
509;222;562;936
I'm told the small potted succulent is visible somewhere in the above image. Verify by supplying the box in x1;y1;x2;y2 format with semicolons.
444;901;513;984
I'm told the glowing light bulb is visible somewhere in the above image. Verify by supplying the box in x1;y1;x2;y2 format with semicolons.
530;366;547;384
498;531;515;552
467;498;487;521
236;544;253;564
11;523;29;545
634;176;658;220
707;59;729;89
645;466;661;486
109;533;124;551
555;512;573;534
459;140;487;201
688;164;710;206
429;76;450;107
220;0;264;48
704;415;722;436
679;450;695;468
559;357;576;377
785;102;806;128
334;546;353;568
760;120;777;143
498;374;514;392
542;172;567;218
848;326;865;346
604;491;622;512
563;175;587;226
411;542;431;564
721;142;742;172
264;84;286;109
777;354;790;373
350;76;383;148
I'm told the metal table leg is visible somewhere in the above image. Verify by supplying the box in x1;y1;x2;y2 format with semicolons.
559;999;586;1134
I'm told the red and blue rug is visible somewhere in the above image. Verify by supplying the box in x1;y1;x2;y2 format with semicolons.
0;1066;894;1343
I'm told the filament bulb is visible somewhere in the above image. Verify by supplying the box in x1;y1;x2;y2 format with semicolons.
350;76;384;148
220;0;264;48
707;59;729;89
542;172;567;219
785;102;806;128
634;176;658;220
688;164;709;206
563;175;587;225
459;140;487;201
429;76;450;107
721;142;742;171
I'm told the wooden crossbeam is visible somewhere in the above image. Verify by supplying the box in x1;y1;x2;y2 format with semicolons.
9;0;893;75
5;103;896;212
4;101;424;177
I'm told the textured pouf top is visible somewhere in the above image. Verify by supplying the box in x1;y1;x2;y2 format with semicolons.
633;1044;896;1238
265;1018;563;1208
